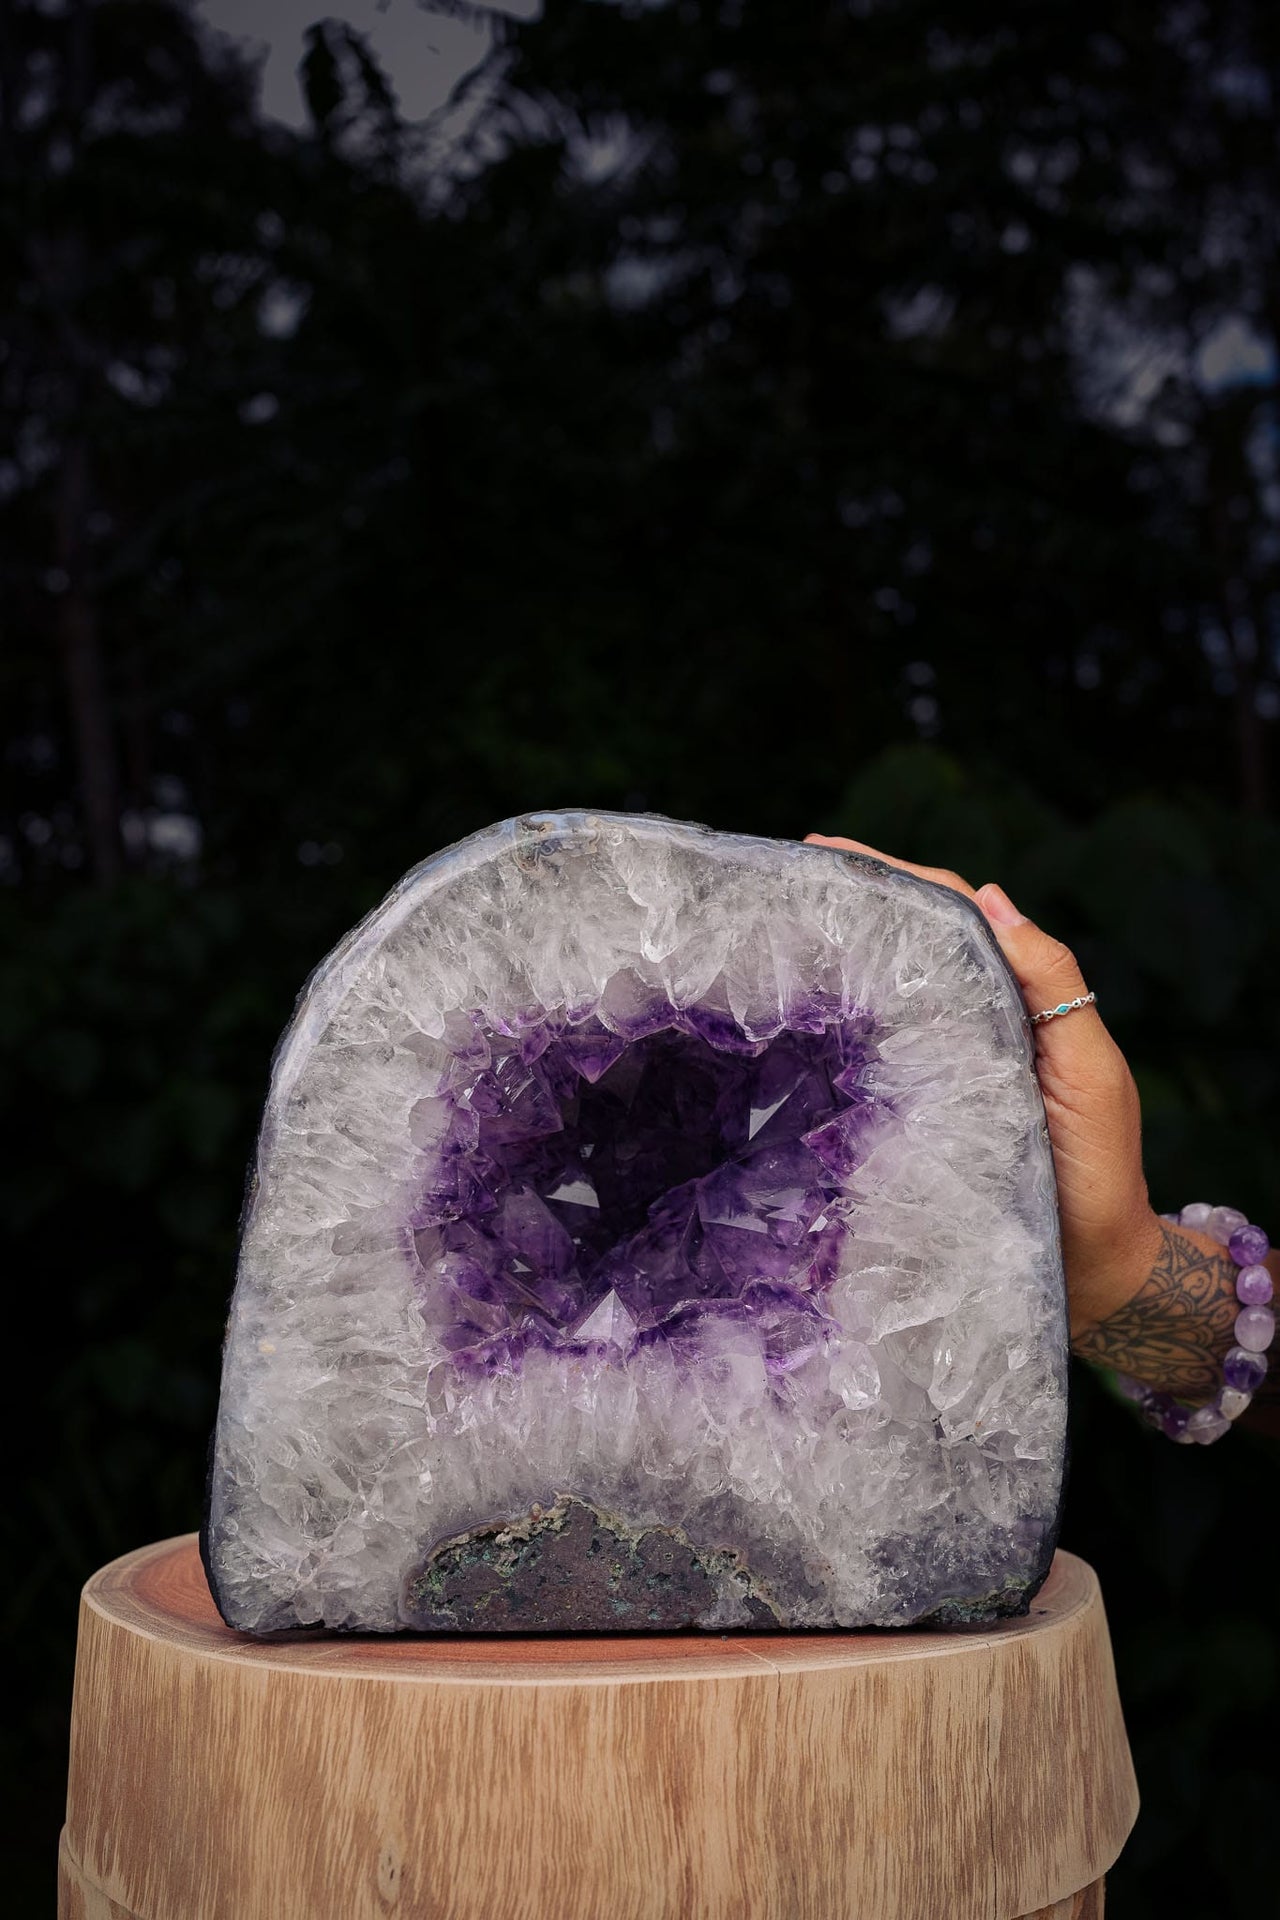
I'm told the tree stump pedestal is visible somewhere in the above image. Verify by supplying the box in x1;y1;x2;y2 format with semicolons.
59;1536;1136;1919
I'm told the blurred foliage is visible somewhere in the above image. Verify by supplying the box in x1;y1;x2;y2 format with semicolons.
3;0;1280;1911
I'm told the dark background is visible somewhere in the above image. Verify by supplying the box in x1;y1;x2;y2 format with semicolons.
4;1;1280;1910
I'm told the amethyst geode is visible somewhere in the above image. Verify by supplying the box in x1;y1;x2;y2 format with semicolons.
204;812;1067;1632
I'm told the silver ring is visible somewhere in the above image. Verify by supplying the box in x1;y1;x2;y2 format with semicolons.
1030;991;1097;1026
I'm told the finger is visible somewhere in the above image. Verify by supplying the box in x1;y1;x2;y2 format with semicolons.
972;883;1112;1051
974;888;1144;1255
804;832;980;901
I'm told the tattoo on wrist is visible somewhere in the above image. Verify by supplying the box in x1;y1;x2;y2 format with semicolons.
1073;1220;1268;1404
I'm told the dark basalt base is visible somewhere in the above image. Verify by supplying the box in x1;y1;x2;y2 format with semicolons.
401;1494;784;1631
916;1580;1039;1627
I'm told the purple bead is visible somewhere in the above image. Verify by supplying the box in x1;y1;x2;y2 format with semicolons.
1236;1264;1274;1307
1159;1401;1193;1441
1207;1205;1249;1245
1186;1404;1230;1444
1234;1304;1275;1353
1224;1345;1269;1393
1178;1202;1215;1231
1115;1373;1152;1402
1229;1224;1271;1268
1216;1385;1252;1421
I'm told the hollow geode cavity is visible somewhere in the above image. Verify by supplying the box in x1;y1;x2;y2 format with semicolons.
203;811;1067;1633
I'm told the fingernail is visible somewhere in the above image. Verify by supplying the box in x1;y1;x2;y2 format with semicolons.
978;883;1027;927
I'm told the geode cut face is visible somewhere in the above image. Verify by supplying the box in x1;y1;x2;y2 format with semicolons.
203;812;1067;1633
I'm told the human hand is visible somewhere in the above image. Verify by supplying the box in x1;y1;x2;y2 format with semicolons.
804;832;1163;1343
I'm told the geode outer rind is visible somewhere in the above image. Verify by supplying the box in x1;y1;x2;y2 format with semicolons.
203;811;1067;1634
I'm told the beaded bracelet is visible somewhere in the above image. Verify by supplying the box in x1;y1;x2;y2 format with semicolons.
1115;1205;1274;1443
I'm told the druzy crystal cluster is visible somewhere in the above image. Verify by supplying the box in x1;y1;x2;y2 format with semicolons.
204;812;1067;1633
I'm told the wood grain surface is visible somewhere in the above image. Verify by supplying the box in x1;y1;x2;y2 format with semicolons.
1020;1888;1105;1920
61;1536;1135;1920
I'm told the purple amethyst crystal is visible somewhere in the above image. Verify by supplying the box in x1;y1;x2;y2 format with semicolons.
411;1016;880;1373
204;812;1067;1632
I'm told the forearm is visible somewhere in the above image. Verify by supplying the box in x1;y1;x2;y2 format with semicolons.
1071;1213;1280;1428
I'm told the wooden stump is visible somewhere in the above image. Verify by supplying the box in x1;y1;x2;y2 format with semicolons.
60;1537;1136;1920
